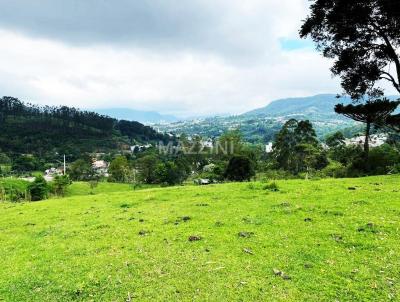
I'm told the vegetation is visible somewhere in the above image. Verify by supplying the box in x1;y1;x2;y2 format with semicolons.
300;0;400;99
335;99;400;155
0;176;399;301
0;96;169;159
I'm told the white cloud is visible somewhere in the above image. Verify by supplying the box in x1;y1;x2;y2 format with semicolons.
0;0;345;117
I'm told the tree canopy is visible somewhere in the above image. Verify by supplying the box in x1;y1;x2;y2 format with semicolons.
300;0;400;99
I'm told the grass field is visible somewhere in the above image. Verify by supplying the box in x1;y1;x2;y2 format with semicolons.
0;176;399;301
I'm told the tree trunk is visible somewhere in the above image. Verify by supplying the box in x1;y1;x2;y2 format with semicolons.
364;122;371;158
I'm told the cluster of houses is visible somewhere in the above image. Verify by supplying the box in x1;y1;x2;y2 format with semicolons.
344;133;388;148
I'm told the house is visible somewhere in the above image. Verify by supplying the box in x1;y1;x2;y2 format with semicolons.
92;160;109;176
45;167;63;177
130;144;153;153
265;142;273;153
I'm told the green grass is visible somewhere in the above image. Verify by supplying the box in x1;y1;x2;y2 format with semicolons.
66;181;161;197
0;176;399;301
66;181;134;197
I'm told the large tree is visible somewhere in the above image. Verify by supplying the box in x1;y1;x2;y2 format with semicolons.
335;98;399;155
272;119;327;174
300;0;400;99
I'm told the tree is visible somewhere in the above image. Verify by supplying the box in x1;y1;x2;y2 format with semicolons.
300;0;400;99
325;132;346;149
386;114;400;132
273;120;327;174
272;119;299;172
155;161;185;186
68;159;95;181
136;155;160;184
28;176;49;201
109;156;131;183
335;98;399;156
52;175;71;197
217;130;243;156
224;155;255;182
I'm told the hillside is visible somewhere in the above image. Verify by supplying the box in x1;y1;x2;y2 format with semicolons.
156;94;400;143
243;94;352;118
94;108;178;124
1;176;399;301
0;97;168;156
156;95;358;143
244;94;400;118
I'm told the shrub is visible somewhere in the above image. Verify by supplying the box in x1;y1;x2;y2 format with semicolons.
28;176;49;201
319;161;348;178
263;182;280;192
51;175;71;197
225;155;255;182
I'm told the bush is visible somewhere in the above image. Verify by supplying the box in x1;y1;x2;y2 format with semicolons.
263;182;280;192
319;161;348;178
51;175;71;197
367;144;400;175
225;155;255;182
28;176;49;201
0;179;29;202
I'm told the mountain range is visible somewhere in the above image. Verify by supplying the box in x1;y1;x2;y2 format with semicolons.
155;94;400;143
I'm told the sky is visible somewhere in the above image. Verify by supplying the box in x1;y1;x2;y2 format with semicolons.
0;0;351;117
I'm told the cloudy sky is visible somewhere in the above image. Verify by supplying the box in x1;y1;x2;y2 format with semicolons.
0;0;345;117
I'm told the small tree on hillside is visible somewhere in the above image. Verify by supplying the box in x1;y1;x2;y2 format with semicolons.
28;175;49;201
335;98;399;156
224;155;255;182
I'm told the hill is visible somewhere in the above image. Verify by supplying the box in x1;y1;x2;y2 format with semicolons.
0;176;399;301
157;94;400;143
0;97;168;156
244;94;400;118
243;94;352;118
94;108;178;124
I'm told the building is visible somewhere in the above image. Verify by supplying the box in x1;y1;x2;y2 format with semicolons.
92;160;109;176
345;133;388;148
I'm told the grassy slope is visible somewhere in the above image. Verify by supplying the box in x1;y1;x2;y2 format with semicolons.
0;176;399;301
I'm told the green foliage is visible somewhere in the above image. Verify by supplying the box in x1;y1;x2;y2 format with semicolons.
68;159;95;181
272;119;328;174
12;155;42;173
367;144;400;175
224;155;255;182
300;0;400;99
136;155;160;184
51;175;71;197
262;181;279;192
0;178;29;202
28;175;49;201
0;96;168;157
325;131;345;149
108;156;132;183
318;161;348;178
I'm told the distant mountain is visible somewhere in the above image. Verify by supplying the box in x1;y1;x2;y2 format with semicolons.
243;94;352;118
94;108;178;124
243;94;400;118
157;94;400;144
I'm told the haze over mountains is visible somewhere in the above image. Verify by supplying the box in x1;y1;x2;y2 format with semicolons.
94;108;178;124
